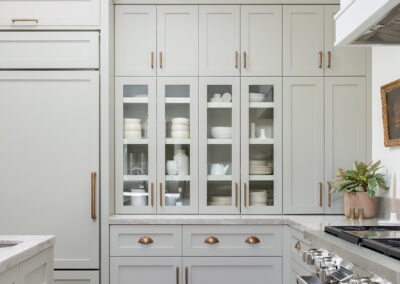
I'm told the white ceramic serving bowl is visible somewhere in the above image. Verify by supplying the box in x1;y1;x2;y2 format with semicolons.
211;196;232;203
171;124;189;131
249;92;266;102
211;127;232;132
124;123;142;131
211;132;232;139
222;92;232;102
124;130;142;139
171;117;189;125
210;97;223;102
124;118;141;124
171;130;190;139
250;189;268;196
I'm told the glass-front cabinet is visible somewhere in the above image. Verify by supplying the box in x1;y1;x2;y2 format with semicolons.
199;77;241;214
240;77;282;214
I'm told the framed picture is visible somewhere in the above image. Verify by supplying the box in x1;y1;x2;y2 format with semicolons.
381;79;400;147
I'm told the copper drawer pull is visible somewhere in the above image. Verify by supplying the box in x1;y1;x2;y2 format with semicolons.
151;51;154;69
319;51;323;69
235;51;238;69
243;51;247;69
176;266;179;284
138;236;153;244
12;18;38;23
159;51;163;69
295;241;301;250
160;183;163;207
235;182;238;207
319;182;323;207
327;51;331;68
204;236;219;244
244;183;247;207
185;267;188;284
327;181;332;207
151;182;154;207
245;236;260;244
91;172;96;220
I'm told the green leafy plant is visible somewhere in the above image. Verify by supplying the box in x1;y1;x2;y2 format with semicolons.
331;161;389;198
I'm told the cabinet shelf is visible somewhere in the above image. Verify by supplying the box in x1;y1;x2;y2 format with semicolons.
123;97;148;104
249;138;274;144
165;97;190;104
124;138;148;144
165;138;190;144
249;102;274;108
207;139;232;144
207;175;232;181
249;175;274;181
207;102;232;108
124;175;148;181
165;175;190;181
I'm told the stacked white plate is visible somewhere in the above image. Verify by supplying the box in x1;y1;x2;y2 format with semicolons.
249;92;266;102
124;118;142;139
249;160;272;175
250;189;268;206
209;196;231;206
211;127;232;139
171;117;190;139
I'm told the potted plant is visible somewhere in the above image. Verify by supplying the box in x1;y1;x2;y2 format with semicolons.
332;161;389;218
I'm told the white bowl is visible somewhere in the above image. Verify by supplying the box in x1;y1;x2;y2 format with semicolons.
171;131;190;139
124;123;142;131
171;124;189;131
211;127;232;132
211;132;232;139
250;189;268;196
249;92;266;102
124;130;142;139
222;92;232;102
210;97;223;102
124;118;141;124
171;117;189;125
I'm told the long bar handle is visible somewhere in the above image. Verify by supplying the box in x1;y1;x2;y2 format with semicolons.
327;51;331;68
160;183;163;207
235;51;238;69
159;52;163;69
151;51;154;69
185;267;188;284
319;182;323;207
243;51;247;69
244;183;247;207
235;182;238;207
327;181;332;207
151;182;154;207
176;267;179;284
319;51;323;69
91;172;96;220
12;18;38;23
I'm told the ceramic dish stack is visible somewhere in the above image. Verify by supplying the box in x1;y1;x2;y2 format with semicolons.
249;92;266;102
249;160;273;175
211;127;232;139
249;189;268;206
124;118;142;139
171;117;190;139
209;196;231;206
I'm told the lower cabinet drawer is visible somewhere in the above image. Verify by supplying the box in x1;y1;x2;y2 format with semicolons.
54;270;99;284
289;228;311;266
110;225;182;256
183;225;282;256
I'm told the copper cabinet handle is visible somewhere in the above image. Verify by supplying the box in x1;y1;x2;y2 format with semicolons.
151;51;154;69
235;182;238;207
159;52;163;69
12;18;38;23
138;236;153;244
151;182;154;207
327;181;332;207
91;172;96;220
319;51;323;69
176;267;179;284
319;182;323;207
295;241;301;250
160;183;163;207
327;51;331;68
244;183;247;207
185;267;188;284
204;236;219;244
245;236;260;244
235;51;238;69
243;51;247;69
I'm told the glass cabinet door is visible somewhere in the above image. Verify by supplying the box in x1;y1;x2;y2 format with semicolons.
157;77;198;214
115;77;157;214
241;77;282;214
199;77;240;214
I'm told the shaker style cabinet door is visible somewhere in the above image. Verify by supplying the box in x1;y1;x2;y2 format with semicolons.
241;5;282;76
115;77;157;214
157;77;199;214
283;77;324;214
324;5;366;76
324;77;367;214
0;71;99;269
199;5;240;76
111;257;182;284
283;6;324;76
115;5;156;76
157;6;198;76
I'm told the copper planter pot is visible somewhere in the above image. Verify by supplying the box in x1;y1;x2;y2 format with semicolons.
344;192;376;218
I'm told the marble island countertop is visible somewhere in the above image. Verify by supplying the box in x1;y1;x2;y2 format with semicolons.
0;235;55;275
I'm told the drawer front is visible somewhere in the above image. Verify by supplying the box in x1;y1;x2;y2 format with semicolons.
0;0;99;27
0;32;99;69
289;228;311;267
110;225;182;256
183;225;282;256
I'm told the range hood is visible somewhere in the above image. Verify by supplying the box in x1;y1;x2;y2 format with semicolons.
335;0;400;46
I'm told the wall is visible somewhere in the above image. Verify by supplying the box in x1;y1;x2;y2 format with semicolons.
371;47;400;198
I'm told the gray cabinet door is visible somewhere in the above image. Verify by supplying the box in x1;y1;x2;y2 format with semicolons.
183;257;282;284
324;77;367;214
283;77;324;214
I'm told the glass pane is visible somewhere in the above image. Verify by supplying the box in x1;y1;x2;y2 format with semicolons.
122;84;149;208
249;181;274;206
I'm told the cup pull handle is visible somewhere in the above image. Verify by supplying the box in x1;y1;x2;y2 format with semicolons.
204;236;219;244
138;236;153;244
245;236;260;244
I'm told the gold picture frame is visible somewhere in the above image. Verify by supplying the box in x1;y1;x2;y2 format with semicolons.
381;79;400;147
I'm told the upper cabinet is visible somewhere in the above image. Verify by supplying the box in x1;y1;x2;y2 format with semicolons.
0;0;100;28
283;5;324;76
241;6;282;76
199;6;240;76
157;6;198;76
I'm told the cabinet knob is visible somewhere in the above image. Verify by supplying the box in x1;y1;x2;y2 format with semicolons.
245;236;260;244
138;236;153;244
204;236;219;244
295;241;301;250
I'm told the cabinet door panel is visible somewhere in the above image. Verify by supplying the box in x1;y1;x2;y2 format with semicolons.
283;77;324;214
157;6;198;76
54;271;99;284
283;6;324;76
184;257;282;284
325;77;366;214
324;5;366;76
111;257;181;284
0;71;99;269
199;5;240;76
0;265;19;284
20;248;53;284
241;5;282;76
115;5;156;76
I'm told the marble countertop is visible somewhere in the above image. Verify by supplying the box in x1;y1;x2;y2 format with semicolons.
0;235;55;275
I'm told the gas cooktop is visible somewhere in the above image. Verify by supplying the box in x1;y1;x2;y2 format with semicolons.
325;226;400;260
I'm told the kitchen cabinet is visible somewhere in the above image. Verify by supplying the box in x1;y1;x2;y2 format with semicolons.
241;6;282;76
115;6;156;76
0;71;99;269
283;77;324;214
283;5;324;76
324;77;367;214
0;266;19;284
199;77;240;214
157;6;198;76
289;259;310;284
110;257;182;284
240;77;282;214
183;257;282;284
54;271;99;284
324;6;366;76
199;5;240;76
